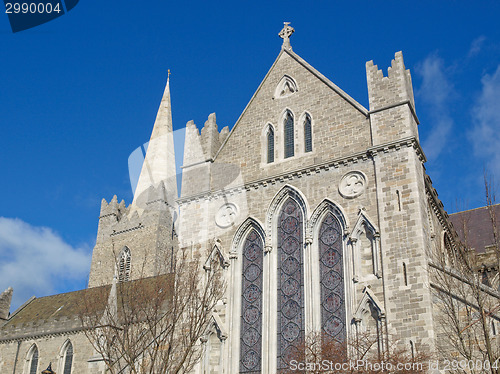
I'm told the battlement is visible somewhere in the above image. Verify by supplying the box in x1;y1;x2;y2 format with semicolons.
97;184;174;242
183;113;229;167
366;51;419;145
366;51;415;111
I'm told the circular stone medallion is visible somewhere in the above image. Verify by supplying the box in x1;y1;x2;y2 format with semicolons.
339;171;367;198
215;203;239;228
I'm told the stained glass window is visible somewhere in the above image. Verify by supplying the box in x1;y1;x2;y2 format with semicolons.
319;213;346;343
304;114;312;153
29;346;38;374
63;342;73;374
118;247;131;282
277;199;304;369
267;127;275;163
284;111;294;158
240;229;263;374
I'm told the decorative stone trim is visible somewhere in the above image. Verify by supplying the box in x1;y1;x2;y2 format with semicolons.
110;223;144;237
0;327;83;344
178;136;424;205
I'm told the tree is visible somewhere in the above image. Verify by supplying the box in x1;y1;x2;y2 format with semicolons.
78;245;226;374
283;331;429;374
430;171;500;374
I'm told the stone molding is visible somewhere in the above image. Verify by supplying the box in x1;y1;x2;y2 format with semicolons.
178;136;425;205
110;223;144;237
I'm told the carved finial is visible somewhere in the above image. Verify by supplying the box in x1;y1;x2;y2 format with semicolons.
279;22;295;50
168;69;171;78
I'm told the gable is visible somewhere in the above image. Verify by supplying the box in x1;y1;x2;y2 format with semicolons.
212;49;369;190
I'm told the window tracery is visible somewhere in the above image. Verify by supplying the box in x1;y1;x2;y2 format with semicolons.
240;229;263;374
118;247;131;282
319;212;346;343
277;198;304;369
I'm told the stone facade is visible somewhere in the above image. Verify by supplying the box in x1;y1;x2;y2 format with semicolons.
1;26;498;373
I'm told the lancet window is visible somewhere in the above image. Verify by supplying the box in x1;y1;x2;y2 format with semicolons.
277;198;304;369
240;229;263;374
267;126;275;163
118;247;131;282
62;341;73;374
319;212;346;342
28;345;39;374
304;114;312;153
284;111;294;158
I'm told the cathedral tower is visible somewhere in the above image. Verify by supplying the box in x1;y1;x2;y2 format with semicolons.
88;73;178;288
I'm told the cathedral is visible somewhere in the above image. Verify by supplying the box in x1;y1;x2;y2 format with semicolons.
1;24;499;373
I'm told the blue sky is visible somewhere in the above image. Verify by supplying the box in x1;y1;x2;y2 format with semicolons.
1;1;500;310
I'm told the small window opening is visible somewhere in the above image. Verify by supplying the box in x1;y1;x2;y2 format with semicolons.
284;111;294;158
304;114;312;153
403;262;408;286
396;190;402;211
267;127;274;163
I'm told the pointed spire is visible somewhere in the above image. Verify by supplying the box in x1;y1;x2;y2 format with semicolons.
133;70;178;208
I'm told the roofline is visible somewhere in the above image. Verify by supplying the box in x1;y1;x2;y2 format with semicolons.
8;296;36;320
213;47;369;161
450;203;500;216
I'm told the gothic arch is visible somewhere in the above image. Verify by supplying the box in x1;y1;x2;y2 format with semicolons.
353;287;386;354
297;111;314;155
228;217;266;374
307;199;349;239
309;199;350;342
58;339;74;374
24;343;39;374
351;209;381;279
261;123;275;164
274;75;298;99
266;184;309;239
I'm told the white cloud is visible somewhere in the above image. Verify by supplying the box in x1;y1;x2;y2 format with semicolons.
416;55;455;160
470;64;500;178
468;36;486;58
0;217;92;312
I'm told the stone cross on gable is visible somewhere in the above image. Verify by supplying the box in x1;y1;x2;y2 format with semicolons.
279;22;295;50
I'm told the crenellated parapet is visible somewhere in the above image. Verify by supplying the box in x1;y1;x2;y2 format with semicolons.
366;51;419;145
181;113;229;197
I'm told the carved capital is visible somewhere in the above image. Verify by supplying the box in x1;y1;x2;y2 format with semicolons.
265;245;273;254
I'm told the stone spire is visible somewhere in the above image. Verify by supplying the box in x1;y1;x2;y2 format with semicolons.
279;22;295;50
132;70;178;207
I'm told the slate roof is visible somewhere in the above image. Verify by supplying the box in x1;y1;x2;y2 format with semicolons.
0;275;173;342
449;204;500;253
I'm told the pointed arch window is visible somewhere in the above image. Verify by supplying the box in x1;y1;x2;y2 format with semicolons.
319;212;346;343
277;198;304;368
28;345;39;374
240;229;263;374
62;341;73;374
118;247;131;282
267;126;275;163
304;114;312;153
284;111;294;158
